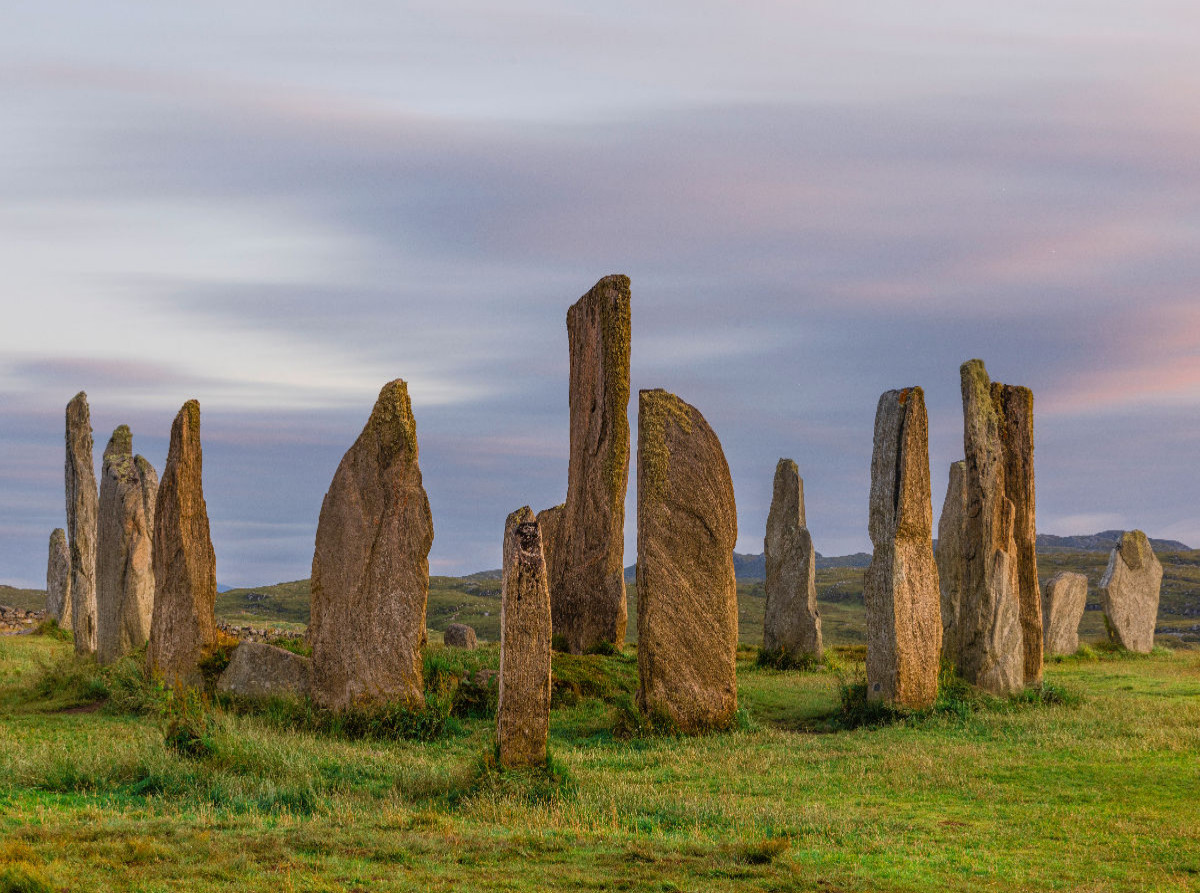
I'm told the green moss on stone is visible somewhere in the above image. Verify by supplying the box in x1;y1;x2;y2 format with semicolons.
639;389;694;506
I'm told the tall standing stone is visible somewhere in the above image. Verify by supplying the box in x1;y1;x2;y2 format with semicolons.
863;388;942;709
1043;572;1088;656
497;507;552;769
96;426;159;665
936;460;967;659
762;459;822;661
45;528;71;625
550;275;631;654
147;401;218;684
535;502;565;616
953;360;1023;694
65;392;98;655
635;389;738;732
1099;530;1162;653
309;380;434;710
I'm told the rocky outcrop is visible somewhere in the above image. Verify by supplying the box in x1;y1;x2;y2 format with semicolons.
444;623;478;649
309;380;434;710
45;528;71;625
65;392;98;655
1043;572;1087;656
147;401;219;685
96;427;158;665
1100;530;1162;653
863;388;941;709
549;275;631;654
762;459;821;661
635;389;738;732
217;642;310;700
497;507;552;768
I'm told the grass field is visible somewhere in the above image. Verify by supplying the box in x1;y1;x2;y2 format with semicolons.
1;632;1198;892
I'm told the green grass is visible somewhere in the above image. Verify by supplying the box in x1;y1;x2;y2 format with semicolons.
1;633;1197;891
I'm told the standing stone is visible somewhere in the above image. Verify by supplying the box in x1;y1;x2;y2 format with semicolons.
497;507;552;769
1099;530;1162;653
863;388;942;709
762;459;822;662
635;389;738;732
444;623;478;650
549;275;631;654
96;427;159;665
147;401;218;684
953;360;1023;694
66;392;99;656
535;502;565;618
1043;572;1088;656
45;528;71;625
936;461;967;659
309;380;434;710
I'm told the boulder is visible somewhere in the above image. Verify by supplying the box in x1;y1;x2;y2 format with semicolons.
549;275;631;654
65;392;98;655
1043;572;1088;656
444;623;478;649
1100;530;1162;653
217;642;310;700
309;380;434;710
45;528;71;625
497;507;552;769
762;458;822;661
863;388;941;709
147;401;219;684
935;461;967;660
96;427;158;665
635;389;738;732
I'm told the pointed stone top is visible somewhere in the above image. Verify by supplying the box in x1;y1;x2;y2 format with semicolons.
1118;530;1152;571
69;390;89;407
771;458;805;530
104;425;133;458
364;379;417;467
66;391;91;425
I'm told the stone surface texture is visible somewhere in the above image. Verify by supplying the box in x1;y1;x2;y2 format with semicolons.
936;460;967;656
96;427;159;665
549;275;631;654
1043;572;1088;656
953;360;1024;694
762;458;822;660
1099;530;1162;653
863;388;942;709
497;507;552;769
635;389;738;732
309;380;434;710
147;401;219;684
45;528;71;625
217;642;311;700
65;391;98;655
535;503;564;610
444;623;478;649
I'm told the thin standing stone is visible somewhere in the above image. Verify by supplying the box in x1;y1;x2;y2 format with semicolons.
762;459;822;662
65;391;99;655
45;528;71;626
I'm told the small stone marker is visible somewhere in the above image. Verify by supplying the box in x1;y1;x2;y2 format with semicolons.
309;380;434;710
217;642;311;700
66;391;99;655
1042;572;1088;656
147;401;219;684
863;387;941;709
45;528;71;626
1100;530;1162;653
935;460;967;659
762;458;822;662
444;623;478;650
96;426;159;665
635;389;738;732
497;506;552;769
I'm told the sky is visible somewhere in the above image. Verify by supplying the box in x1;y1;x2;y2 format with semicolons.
1;2;1198;588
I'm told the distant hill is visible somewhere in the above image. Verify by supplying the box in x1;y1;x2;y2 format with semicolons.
622;550;871;583
1037;531;1191;553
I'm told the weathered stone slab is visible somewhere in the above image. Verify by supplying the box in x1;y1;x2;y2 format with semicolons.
1100;530;1162;653
444;623;478;650
147;401;219;685
936;460;967;659
497;507;552;769
535;503;564;617
762;458;822;661
864;388;941;709
217;642;310;700
1043;572;1087;656
96;427;158;665
635;389;738;732
953;360;1023;694
45;528;71;625
549;275;631;654
65;392;98;655
309;380;434;710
